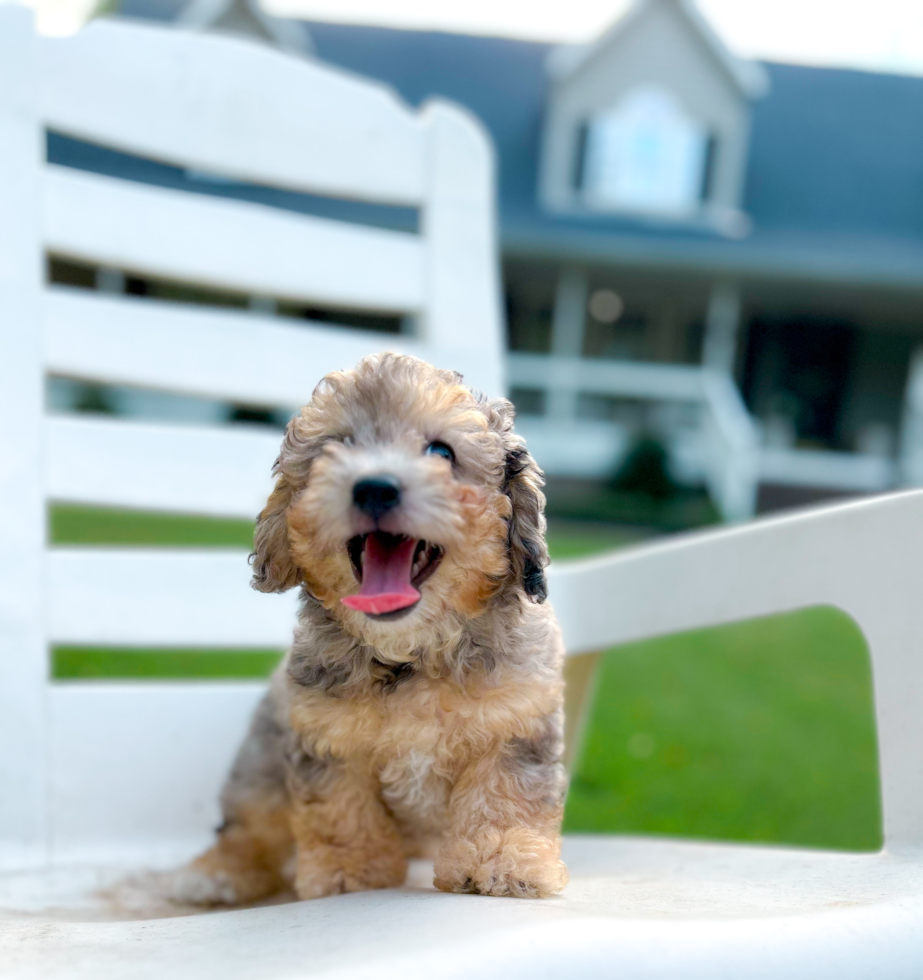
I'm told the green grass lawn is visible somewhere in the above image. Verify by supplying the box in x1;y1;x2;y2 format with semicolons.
51;505;882;852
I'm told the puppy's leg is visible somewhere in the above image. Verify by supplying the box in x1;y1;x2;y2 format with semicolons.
170;683;295;906
173;805;293;906
434;712;568;899
287;750;407;900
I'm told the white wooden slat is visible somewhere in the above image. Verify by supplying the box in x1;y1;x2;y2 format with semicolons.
43;166;425;312
47;549;298;647
44;288;495;407
45;287;418;407
0;5;48;872
49;683;265;864
39;18;426;206
45;415;279;518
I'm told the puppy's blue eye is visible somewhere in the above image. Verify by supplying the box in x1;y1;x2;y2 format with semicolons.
425;441;455;463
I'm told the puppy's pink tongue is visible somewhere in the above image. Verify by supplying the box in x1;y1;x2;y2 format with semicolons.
341;533;421;615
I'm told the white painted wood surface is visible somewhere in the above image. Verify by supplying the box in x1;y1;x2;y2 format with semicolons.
421;102;504;369
0;6;48;872
46;416;279;517
1;2;503;880
551;489;923;849
44;167;426;313
39;18;426;205
5;835;923;979
45;288;489;407
46;549;297;647
48;684;266;865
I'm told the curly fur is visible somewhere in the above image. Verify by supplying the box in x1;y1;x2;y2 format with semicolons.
174;354;567;905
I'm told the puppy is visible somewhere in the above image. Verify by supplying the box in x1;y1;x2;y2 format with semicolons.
173;353;567;904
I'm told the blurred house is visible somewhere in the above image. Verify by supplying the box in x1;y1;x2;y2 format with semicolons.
54;0;923;517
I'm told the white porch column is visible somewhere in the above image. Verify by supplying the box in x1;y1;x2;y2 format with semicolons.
702;280;742;375
0;7;48;870
547;267;588;420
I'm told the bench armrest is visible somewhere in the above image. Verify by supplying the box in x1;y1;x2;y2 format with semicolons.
548;490;923;850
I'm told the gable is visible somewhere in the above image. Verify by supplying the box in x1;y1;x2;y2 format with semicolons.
540;0;759;224
562;0;746;119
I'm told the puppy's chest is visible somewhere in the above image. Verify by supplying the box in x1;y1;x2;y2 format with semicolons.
367;695;461;835
296;668;555;768
376;748;450;835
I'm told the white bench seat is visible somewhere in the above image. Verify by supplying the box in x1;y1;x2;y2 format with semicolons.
3;836;922;979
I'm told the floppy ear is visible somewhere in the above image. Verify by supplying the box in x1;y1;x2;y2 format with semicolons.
250;463;302;593
502;438;549;603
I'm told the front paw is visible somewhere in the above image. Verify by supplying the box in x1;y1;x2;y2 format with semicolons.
434;827;568;899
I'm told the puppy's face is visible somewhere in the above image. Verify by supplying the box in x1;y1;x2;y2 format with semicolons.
251;355;548;649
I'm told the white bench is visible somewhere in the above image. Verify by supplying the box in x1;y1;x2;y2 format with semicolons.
2;9;922;978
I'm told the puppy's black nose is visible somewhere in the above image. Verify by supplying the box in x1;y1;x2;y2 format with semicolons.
353;476;401;520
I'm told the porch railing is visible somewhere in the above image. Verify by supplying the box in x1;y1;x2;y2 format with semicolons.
507;353;760;521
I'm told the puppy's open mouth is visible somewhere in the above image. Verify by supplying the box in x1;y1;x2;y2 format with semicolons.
341;532;444;618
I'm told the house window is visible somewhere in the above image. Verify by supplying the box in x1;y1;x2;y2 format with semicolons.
582;86;709;215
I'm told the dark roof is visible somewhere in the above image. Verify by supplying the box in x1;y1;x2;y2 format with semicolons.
305;22;923;289
96;8;923;288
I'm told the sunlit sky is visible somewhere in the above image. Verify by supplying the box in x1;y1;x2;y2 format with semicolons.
20;0;923;77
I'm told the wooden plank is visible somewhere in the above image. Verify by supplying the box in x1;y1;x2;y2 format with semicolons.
39;18;426;206
44;288;492;407
0;6;48;872
47;549;299;647
48;683;265;864
44;287;416;406
43;166;425;312
45;415;279;518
